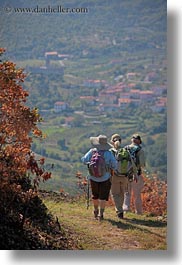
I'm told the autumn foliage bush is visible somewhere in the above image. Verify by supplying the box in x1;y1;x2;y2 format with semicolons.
140;175;167;216
0;48;51;227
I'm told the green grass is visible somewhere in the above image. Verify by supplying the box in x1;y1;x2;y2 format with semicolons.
43;197;167;250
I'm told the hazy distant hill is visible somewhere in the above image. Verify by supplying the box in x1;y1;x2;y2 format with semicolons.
0;0;166;60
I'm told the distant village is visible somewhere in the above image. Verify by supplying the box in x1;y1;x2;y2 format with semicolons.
26;51;167;118
54;78;167;116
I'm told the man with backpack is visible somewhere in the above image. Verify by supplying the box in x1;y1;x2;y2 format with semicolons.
81;135;117;221
123;134;146;215
110;134;130;219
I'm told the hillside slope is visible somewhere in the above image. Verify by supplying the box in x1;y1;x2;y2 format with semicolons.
43;192;167;250
0;182;167;250
0;189;80;250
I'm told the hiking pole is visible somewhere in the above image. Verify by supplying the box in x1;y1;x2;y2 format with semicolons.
86;176;90;209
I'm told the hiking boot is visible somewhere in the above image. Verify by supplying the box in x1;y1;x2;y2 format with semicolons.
99;215;104;221
117;212;124;219
94;210;99;219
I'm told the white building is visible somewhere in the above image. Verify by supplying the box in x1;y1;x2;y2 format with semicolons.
54;102;68;113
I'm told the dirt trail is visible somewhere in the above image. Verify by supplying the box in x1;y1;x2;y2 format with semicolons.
44;198;167;250
60;212;141;250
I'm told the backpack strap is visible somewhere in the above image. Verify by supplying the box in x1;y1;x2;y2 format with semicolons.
127;150;138;175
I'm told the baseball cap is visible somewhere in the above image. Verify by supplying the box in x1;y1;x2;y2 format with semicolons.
132;134;142;144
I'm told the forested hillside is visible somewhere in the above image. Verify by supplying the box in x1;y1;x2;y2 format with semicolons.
1;0;166;59
0;0;167;194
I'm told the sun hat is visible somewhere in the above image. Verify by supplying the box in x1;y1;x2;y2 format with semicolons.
90;135;112;150
132;134;142;144
110;134;121;143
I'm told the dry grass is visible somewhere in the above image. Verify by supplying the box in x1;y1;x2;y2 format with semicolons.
44;197;167;250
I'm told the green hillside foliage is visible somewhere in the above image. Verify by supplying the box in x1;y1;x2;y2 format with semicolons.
1;0;166;59
0;0;167;193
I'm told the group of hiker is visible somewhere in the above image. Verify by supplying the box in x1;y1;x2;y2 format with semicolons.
81;133;146;221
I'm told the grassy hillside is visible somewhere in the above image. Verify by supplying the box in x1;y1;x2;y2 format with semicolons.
43;192;167;250
0;186;167;250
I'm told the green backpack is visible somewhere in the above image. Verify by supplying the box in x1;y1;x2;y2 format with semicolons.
116;148;131;176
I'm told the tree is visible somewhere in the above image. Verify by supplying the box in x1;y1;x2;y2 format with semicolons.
0;48;51;218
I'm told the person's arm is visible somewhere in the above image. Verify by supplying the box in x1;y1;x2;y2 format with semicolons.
109;151;118;171
81;149;92;164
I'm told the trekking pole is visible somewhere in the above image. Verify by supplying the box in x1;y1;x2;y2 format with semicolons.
86;175;90;210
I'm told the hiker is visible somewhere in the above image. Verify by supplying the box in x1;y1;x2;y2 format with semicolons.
123;134;146;215
81;135;117;221
110;134;129;219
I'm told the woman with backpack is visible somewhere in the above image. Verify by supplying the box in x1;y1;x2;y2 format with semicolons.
123;134;146;215
110;134;129;219
81;135;117;221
